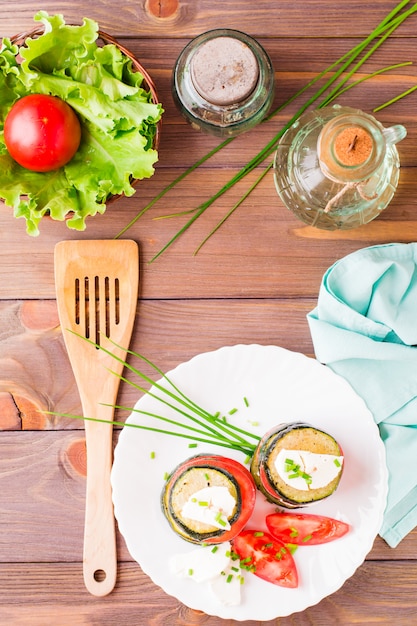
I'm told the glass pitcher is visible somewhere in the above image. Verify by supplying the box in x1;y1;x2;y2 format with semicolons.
273;104;407;230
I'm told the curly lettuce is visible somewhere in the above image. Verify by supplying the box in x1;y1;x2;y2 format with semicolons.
0;11;163;235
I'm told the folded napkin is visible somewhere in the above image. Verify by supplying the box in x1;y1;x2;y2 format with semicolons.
307;242;417;548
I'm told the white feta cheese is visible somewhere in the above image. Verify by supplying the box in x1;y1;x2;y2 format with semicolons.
170;541;232;583
275;448;344;491
181;485;236;530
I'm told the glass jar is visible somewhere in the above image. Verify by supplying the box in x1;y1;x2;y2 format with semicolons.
172;29;275;137
273;104;407;229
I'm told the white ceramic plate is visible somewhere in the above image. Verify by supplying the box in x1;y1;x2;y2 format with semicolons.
111;345;387;621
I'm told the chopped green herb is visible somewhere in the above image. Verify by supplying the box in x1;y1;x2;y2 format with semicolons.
263;542;273;549
228;408;238;415
188;569;193;576
334;459;341;467
254;531;264;537
287;543;299;555
289;527;299;538
150;451;156;459
188;443;198;448
244;454;251;464
215;512;227;527
243;397;249;407
163;472;170;481
231;566;239;572
198;500;209;506
302;534;313;543
211;546;218;553
226;574;233;583
239;575;245;584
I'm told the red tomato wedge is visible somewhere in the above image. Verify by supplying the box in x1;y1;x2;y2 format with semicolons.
232;530;298;588
266;512;350;545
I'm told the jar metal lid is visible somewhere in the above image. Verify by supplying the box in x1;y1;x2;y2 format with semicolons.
190;37;259;106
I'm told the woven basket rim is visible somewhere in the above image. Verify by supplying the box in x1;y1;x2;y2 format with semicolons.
9;25;161;150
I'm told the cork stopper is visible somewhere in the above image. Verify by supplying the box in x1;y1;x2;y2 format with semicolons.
190;37;259;106
333;126;373;166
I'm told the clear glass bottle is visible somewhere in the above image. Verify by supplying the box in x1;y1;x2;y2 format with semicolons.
172;29;275;137
273;104;407;229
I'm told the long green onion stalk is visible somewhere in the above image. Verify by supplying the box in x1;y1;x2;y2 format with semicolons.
54;336;260;457
114;1;417;258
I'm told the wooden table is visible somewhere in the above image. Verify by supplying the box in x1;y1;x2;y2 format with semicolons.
1;1;417;624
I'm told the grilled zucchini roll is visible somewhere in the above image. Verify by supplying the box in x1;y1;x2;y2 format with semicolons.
250;422;344;507
162;454;256;544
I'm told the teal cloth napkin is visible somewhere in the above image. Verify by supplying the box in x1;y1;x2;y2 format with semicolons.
307;242;417;548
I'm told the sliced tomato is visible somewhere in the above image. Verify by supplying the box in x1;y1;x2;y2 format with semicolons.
266;512;350;545
163;454;257;544
232;530;298;588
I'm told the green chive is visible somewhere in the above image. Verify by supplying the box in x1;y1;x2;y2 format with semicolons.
302;534;313;543
198;501;209;506
334;459;341;467
254;531;264;537
226;574;233;583
188;442;198;448
287;543;299;554
128;1;417;261
231;566;239;572
150;451;155;459
243;397;249;407
204;473;210;481
188;569;193;576
163;472;170;481
228;408;238;415
289;527;299;538
211;546;218;553
215;512;227;527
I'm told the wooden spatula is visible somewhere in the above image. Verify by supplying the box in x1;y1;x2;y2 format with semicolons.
54;239;139;596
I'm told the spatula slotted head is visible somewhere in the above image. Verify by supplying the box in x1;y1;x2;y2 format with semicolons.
54;239;139;385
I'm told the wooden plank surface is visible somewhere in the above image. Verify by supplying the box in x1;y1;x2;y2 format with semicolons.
1;1;417;623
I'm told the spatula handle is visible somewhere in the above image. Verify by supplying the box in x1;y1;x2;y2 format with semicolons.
83;419;117;596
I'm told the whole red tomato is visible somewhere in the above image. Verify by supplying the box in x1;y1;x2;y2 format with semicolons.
4;94;82;172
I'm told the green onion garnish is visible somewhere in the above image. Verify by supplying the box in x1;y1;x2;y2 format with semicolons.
334;459;341;467
53;336;261;459
302;534;313;543
228;408;238;415
226;574;233;583
150;451;155;459
243;397;249;407
188;569;193;576
253;531;264;537
188;443;198;448
211;546;218;553
215;512;227;527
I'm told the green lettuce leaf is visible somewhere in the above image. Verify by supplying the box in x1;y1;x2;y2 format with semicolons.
0;11;163;235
